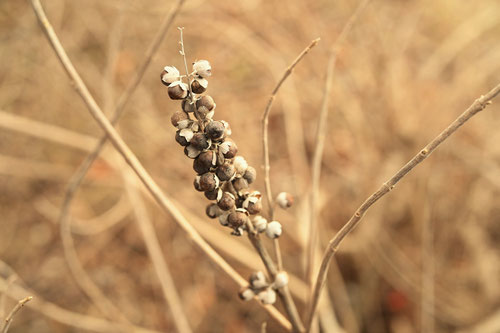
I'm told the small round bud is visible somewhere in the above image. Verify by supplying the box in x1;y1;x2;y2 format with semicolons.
272;271;289;289
204;188;222;201
265;221;282;239
276;192;294;209
193;176;203;192
233;156;248;175
253;216;267;233
233;177;248;193
190;133;211;151
216;162;236;181
182;99;197;113
206;203;222;219
218;192;235;211
258;289;276;305
184;145;201;159
250;271;268;289
243;166;256;184
175;129;193;146
170;111;189;128
192;60;212;78
196;95;215;111
160;66;180;86
227;210;248;228
219;212;230;226
238;287;255;301
199;173;219;192
193;151;215;175
168;81;188;100
191;77;208;94
205;121;225;141
219;139;238;159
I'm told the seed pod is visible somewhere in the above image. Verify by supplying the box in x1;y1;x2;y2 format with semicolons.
170;111;189;128
233;156;248;175
193;151;215;175
272;271;289;289
196;95;215;111
199;173;219;192
216;150;225;166
193;176;203;192
182;99;197;113
205;121;225;141
253;216;267;233
175;128;193;146
219;212;230;226
243;166;256;184
250;271;267;289
205;188;222;201
206;203;221;219
184;145;201;159
276;192;294;209
218;192;235;211
258;289;276;305
160;66;180;86
168;81;188;100
233;177;248;193
238;287;255;301
192;60;212;78
219;139;238;159
190;133;211;151
191;77;208;94
243;192;262;215
265;221;282;239
227;210;247;228
216;162;236;181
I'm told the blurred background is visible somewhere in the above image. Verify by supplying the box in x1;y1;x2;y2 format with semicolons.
1;0;500;332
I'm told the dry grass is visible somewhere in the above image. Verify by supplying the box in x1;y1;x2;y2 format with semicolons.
1;0;500;332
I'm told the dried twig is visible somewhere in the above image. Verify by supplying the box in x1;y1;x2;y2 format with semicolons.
1;296;32;333
306;83;500;331
30;0;291;329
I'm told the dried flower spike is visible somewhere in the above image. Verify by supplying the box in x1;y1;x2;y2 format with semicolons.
276;192;294;209
192;60;212;78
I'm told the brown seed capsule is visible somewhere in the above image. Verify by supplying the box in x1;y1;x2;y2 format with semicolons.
184;145;201;159
227;211;248;228
204;188;221;201
190;133;210;151
205;121;225;141
206;203;221;219
168;82;188;100
191;78;208;94
170;111;189;127
199;173;218;192
233;177;249;193
243;166;256;184
160;66;180;86
193;151;214;175
216;150;225;166
219;139;238;159
193;176;203;192
196;95;215;111
175;129;193;146
216;162;236;181
182;99;197;113
218;192;235;211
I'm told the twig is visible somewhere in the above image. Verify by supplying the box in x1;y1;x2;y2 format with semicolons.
1;296;32;333
305;0;371;293
305;83;500;331
30;1;292;329
262;38;320;218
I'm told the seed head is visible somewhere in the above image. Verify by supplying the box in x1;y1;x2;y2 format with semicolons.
265;221;282;239
192;60;212;78
160;66;180;86
168;81;188;100
276;192;294;209
218;191;235;211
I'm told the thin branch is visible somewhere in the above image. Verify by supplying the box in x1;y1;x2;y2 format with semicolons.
1;296;32;333
305;0;371;292
305;83;500;331
262;38;320;219
30;0;291;330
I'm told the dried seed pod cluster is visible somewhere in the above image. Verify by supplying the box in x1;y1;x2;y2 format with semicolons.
238;271;289;305
162;60;265;236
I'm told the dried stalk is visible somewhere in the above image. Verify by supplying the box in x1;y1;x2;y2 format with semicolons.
1;296;32;333
30;0;291;329
306;83;500;331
